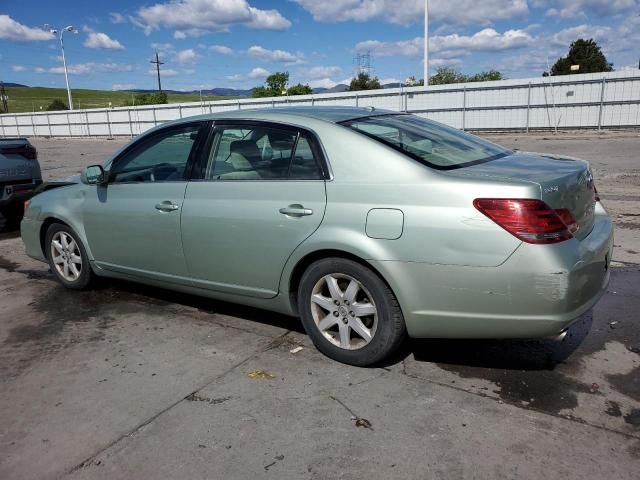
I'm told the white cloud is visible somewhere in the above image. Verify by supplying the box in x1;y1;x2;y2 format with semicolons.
211;44;234;55
0;14;54;41
293;0;528;26
549;24;612;48
248;67;270;79
84;32;125;50
543;0;636;18
151;42;175;55
110;13;126;24
112;83;136;90
12;65;27;72
299;65;342;79
173;30;187;39
247;45;304;64
175;48;197;64
225;74;244;81
136;0;291;38
42;63;134;75
356;28;533;59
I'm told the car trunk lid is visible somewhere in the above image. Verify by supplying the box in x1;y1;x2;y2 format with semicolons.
444;151;597;240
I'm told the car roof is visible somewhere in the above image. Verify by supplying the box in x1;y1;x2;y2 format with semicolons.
182;106;398;125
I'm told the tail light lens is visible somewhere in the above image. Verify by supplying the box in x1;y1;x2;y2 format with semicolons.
473;198;577;244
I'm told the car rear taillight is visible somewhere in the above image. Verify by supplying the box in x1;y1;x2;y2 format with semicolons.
473;198;577;244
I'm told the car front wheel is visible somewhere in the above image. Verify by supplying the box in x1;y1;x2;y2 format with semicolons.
45;223;94;290
298;258;406;366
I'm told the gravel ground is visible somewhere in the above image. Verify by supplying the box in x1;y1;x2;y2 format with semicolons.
0;131;638;479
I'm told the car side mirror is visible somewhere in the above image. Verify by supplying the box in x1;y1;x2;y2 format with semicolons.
81;165;107;185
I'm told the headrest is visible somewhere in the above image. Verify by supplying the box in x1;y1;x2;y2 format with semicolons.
230;140;260;160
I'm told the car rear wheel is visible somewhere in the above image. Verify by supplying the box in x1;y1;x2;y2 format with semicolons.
45;223;94;290
298;258;405;366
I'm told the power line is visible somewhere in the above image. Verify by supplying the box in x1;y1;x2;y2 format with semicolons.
353;51;372;76
150;51;164;92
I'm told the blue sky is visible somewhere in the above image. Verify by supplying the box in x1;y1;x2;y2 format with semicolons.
1;1;639;91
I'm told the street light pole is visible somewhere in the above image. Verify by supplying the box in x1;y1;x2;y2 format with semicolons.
46;25;77;110
424;0;429;86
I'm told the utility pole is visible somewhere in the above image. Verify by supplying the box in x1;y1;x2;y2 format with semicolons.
424;0;429;85
150;51;164;92
45;24;78;110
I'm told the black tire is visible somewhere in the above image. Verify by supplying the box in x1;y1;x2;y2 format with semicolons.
0;206;22;232
298;257;406;366
45;223;94;290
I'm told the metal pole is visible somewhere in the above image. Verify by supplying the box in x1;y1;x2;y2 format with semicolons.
152;106;157;127
67;112;72;137
106;109;112;139
59;31;74;110
85;111;90;137
31;113;36;137
15;115;20;137
526;82;531;133
355;94;359;107
0;115;5;138
178;104;183;118
423;0;429;85
47;114;52;137
127;109;133;137
597;77;606;131
462;86;466;131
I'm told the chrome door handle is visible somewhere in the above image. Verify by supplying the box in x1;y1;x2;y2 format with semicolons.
155;201;179;212
279;205;313;217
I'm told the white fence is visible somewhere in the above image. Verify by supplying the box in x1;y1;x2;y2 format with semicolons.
1;70;639;138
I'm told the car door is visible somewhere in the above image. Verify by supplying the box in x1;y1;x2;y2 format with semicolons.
180;121;328;298
83;121;207;280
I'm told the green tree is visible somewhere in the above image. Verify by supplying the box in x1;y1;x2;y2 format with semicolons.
251;86;271;98
265;72;289;95
428;67;505;85
468;70;504;82
348;72;382;91
550;39;613;76
46;99;69;111
287;83;313;95
251;72;313;97
125;92;168;106
404;76;424;87
428;67;467;85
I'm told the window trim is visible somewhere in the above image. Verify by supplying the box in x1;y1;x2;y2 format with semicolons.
339;113;511;171
107;121;210;184
190;119;331;182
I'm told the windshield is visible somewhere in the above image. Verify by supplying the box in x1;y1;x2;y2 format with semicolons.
340;114;511;170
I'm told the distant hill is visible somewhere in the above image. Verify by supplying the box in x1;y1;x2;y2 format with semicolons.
1;82;29;88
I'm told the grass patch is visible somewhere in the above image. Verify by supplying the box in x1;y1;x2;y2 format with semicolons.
3;87;236;113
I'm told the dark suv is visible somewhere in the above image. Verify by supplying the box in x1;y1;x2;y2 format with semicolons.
0;138;42;229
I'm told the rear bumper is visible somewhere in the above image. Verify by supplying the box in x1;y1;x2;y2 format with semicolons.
373;205;613;339
0;180;41;209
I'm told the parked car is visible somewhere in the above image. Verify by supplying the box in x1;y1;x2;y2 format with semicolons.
20;107;613;366
0;138;42;229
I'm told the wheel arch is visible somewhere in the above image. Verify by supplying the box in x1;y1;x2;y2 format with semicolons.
286;248;399;316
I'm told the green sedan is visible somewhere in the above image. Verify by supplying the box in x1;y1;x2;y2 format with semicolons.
20;107;613;366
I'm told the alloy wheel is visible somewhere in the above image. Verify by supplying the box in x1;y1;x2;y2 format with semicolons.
310;273;378;350
50;231;82;282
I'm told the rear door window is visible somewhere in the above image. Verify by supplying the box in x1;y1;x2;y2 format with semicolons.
203;124;324;180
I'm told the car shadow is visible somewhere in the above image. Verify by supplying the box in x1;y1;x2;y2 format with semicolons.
383;313;592;371
95;278;307;335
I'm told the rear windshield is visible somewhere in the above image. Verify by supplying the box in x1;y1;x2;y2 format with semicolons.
340;114;511;170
